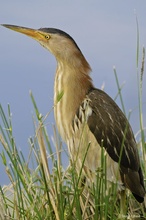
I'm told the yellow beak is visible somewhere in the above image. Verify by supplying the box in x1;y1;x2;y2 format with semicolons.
1;24;45;41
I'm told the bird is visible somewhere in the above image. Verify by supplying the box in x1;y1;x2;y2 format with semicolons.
1;24;145;204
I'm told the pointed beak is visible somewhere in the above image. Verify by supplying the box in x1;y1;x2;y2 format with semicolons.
1;24;45;41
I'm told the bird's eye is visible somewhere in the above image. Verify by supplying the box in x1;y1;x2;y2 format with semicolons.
45;35;50;40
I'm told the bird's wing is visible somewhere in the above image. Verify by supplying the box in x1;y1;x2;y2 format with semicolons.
86;88;140;171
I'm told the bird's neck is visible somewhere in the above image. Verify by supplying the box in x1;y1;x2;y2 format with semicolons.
54;57;93;140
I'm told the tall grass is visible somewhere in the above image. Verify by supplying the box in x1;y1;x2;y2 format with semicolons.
0;25;146;220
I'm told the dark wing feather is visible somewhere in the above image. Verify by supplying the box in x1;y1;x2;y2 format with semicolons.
87;89;145;202
87;88;139;171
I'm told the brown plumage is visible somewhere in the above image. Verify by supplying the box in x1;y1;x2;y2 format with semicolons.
87;89;145;202
2;24;145;203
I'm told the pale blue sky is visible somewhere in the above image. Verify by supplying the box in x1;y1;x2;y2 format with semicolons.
0;1;146;184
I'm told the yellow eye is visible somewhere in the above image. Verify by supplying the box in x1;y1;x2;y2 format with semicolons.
45;35;50;40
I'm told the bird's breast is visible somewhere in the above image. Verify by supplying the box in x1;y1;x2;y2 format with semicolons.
53;67;123;189
54;91;123;188
54;65;90;141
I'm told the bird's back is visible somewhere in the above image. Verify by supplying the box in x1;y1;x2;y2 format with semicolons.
69;88;145;202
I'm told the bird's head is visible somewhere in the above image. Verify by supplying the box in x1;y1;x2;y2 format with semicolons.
1;24;84;64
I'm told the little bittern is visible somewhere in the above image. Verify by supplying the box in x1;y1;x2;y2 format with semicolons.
2;24;145;203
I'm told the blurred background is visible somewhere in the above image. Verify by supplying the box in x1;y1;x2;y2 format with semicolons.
0;1;146;185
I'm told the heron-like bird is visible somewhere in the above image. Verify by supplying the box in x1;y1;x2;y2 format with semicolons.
2;24;145;203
